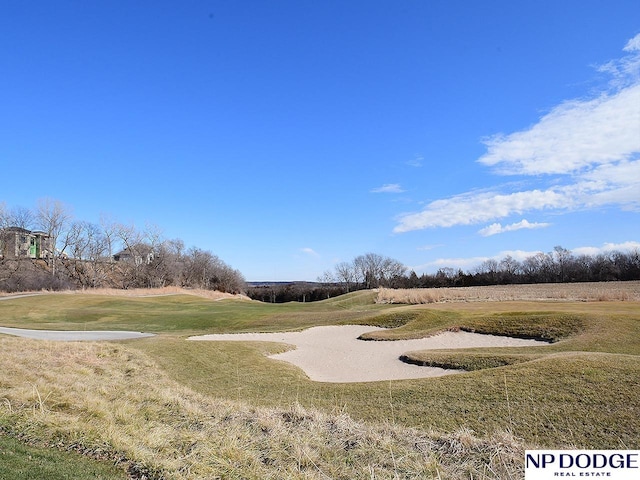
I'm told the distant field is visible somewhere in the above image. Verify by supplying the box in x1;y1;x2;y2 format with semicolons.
0;283;638;479
377;281;640;303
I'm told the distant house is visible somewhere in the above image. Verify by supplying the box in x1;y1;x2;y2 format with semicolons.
0;227;53;260
113;245;156;266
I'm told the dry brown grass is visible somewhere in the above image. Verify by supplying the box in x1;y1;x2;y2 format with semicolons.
74;286;252;301
0;336;525;479
0;286;250;301
377;281;640;304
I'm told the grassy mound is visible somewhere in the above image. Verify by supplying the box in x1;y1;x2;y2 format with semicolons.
399;351;543;371
0;288;638;476
0;337;524;479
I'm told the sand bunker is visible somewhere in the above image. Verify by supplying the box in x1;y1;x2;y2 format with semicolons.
189;325;548;383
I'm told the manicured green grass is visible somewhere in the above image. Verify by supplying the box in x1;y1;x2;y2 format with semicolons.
0;434;126;480
129;297;640;448
135;337;640;448
459;311;585;341
0;336;524;479
0;291;385;334
1;292;639;450
399;351;544;370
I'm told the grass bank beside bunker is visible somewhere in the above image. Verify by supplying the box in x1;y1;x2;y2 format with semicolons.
132;297;639;448
0;336;525;480
1;287;638;470
188;325;550;382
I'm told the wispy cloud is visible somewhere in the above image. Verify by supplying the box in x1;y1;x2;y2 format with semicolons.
412;248;544;274
395;188;566;232
416;244;443;251
406;155;424;167
478;85;640;176
599;33;640;89
572;241;640;257
394;161;640;233
478;219;551;237
300;247;319;257
411;256;490;273
394;33;640;234
624;35;640;52
371;183;405;193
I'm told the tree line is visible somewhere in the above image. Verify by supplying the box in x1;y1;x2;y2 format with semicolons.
246;253;407;302
318;247;640;290
0;199;245;293
408;245;640;288
245;282;347;303
248;247;640;302
2;199;639;300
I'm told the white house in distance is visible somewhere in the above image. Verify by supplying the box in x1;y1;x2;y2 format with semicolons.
112;245;156;266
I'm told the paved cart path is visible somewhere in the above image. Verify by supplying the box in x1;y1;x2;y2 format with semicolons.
0;326;154;341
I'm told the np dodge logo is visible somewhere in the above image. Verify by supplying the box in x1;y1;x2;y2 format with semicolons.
525;450;639;479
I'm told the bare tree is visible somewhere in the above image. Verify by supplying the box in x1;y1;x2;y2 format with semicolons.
553;246;573;282
110;223;143;287
0;202;8;236
334;261;356;292
0;202;9;265
181;247;245;293
36;198;73;277
317;270;335;284
349;253;406;289
0;203;21;286
62;221;110;288
140;223;167;288
115;223;144;257
9;206;35;229
183;247;216;289
143;223;163;252
99;214;119;260
158;238;185;287
379;256;407;285
499;255;521;283
355;253;406;288
475;259;499;284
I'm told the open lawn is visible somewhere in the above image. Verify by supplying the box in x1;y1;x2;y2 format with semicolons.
0;284;638;478
0;435;126;480
0;290;386;334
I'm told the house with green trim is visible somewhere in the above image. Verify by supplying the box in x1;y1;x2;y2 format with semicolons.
0;227;53;259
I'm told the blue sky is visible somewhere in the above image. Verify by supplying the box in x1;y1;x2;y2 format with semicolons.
2;1;639;281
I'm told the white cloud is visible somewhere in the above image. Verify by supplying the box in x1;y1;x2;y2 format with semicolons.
478;84;640;175
479;36;640;176
478;219;551;237
394;34;640;233
412;249;544;275
300;247;319;257
477;223;506;237
496;249;545;262
411;256;488;273
572;241;640;257
416;244;443;251
394;188;566;232
406;155;424;167
578;159;640;209
371;183;405;193
394;162;640;232
624;33;640;52
600;33;640;89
